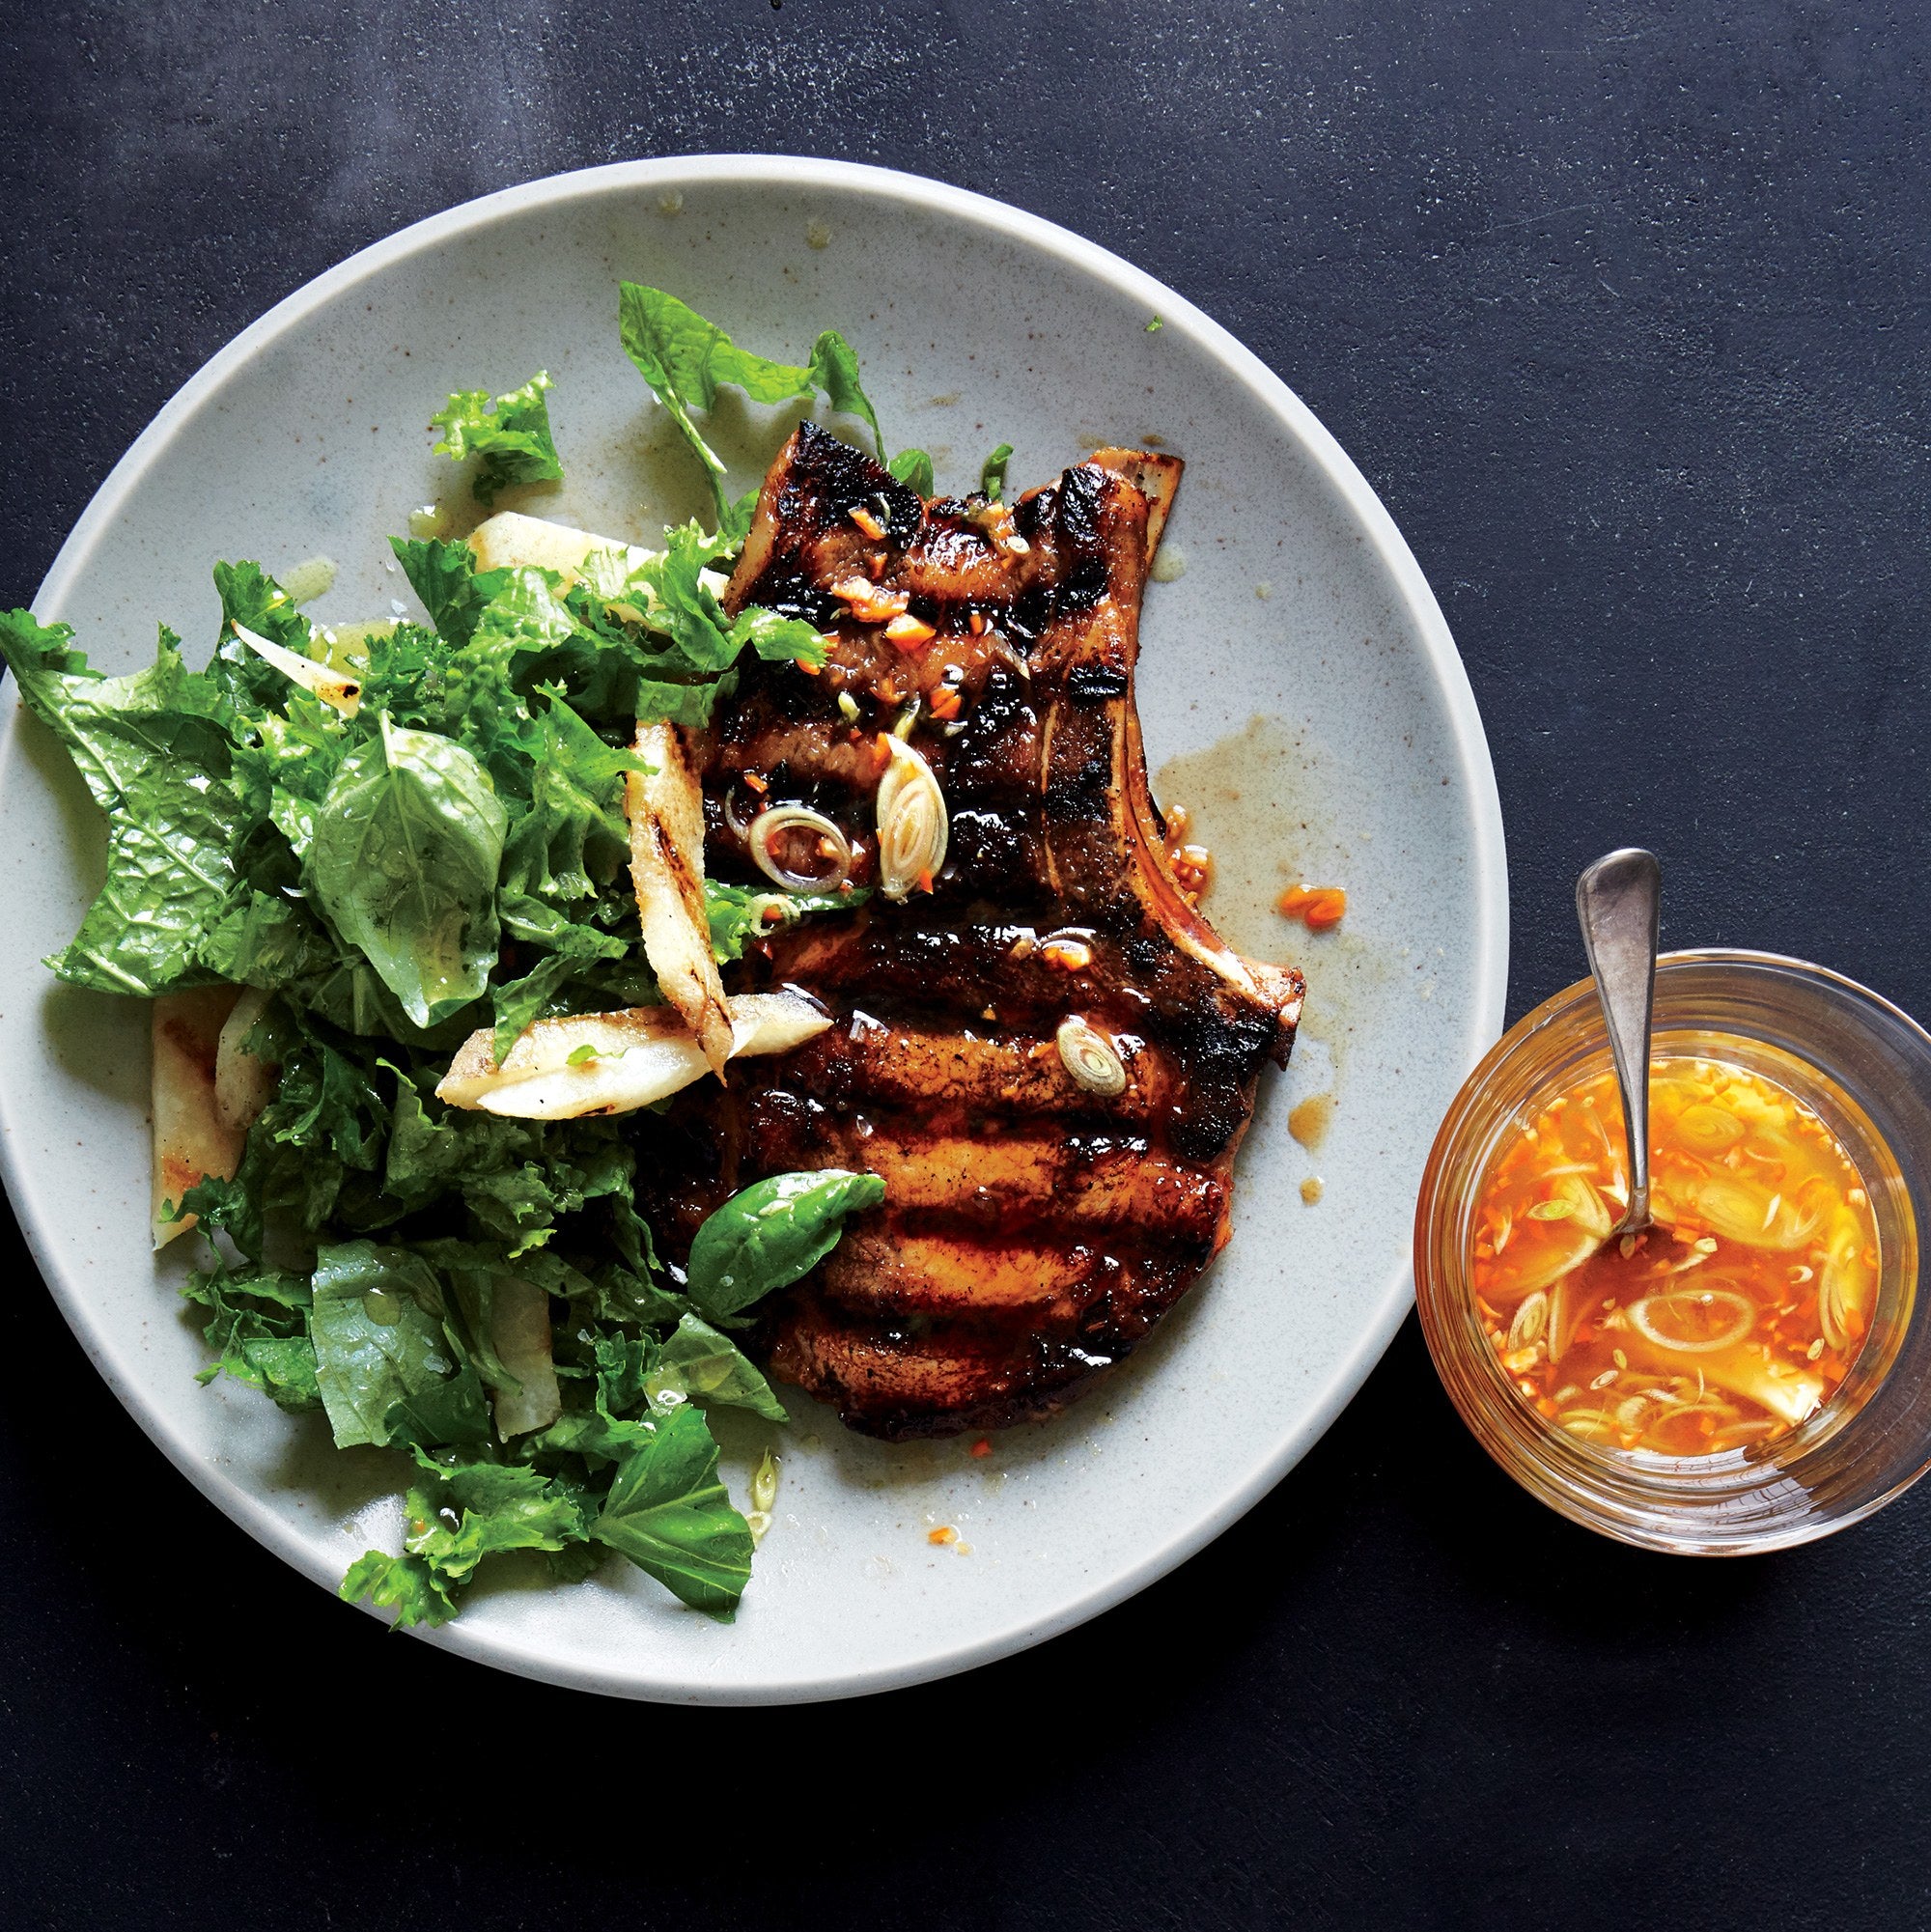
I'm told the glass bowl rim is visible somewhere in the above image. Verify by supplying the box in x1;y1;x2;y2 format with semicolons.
1492;944;1931;1074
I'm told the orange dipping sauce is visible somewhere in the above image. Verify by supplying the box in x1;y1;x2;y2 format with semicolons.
1470;1054;1879;1455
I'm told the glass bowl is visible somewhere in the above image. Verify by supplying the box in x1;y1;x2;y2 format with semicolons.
1414;949;1931;1553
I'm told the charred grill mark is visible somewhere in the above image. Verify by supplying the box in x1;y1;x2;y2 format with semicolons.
822;1232;1095;1319
767;1020;1193;1126
1012;487;1049;544
1067;664;1129;702
1050;465;1112;610
742;1100;1228;1245
763;1231;1205;1440
752;911;1280;1163
777;420;923;539
943;667;1040;781
735;561;838;629
763;1297;1111;1440
943;806;1048;897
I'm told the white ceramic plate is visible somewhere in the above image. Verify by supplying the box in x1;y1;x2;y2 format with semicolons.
0;157;1506;1703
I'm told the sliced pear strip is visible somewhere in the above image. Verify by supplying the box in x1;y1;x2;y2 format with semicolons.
212;986;279;1134
466;512;728;610
467;510;655;584
152;987;248;1246
486;1275;562;1439
627;720;733;1076
231;621;362;715
434;991;829;1120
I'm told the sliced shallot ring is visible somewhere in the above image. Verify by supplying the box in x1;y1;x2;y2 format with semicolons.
1506;1290;1550;1352
1627;1288;1756;1355
1817;1209;1873;1351
876;736;948;900
1056;1016;1128;1097
722;782;760;840
748;806;853;892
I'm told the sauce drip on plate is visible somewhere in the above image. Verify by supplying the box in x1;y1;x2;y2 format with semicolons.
1470;1054;1878;1455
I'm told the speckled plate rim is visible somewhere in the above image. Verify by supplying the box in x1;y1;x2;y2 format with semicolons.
2;155;1509;1702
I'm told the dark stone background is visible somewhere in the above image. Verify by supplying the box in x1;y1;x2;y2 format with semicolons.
2;3;1926;1926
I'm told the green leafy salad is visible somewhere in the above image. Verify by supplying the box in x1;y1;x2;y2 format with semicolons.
0;287;935;1627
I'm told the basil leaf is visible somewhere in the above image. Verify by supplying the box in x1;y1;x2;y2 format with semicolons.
590;1406;753;1618
309;714;506;1026
980;442;1014;501
309;1241;462;1449
888;448;935;496
652;1312;788;1421
431;371;564;505
685;1169;886;1320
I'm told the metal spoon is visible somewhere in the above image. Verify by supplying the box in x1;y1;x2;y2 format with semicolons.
1575;848;1662;1239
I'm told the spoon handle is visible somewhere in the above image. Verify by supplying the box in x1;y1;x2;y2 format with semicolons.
1575;848;1661;1228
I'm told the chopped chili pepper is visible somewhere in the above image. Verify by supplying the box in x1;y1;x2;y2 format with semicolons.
1278;883;1347;931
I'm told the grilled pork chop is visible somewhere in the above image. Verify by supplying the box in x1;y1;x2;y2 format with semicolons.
643;422;1303;1440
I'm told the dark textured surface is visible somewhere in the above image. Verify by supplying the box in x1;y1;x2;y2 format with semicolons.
3;3;1929;1926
